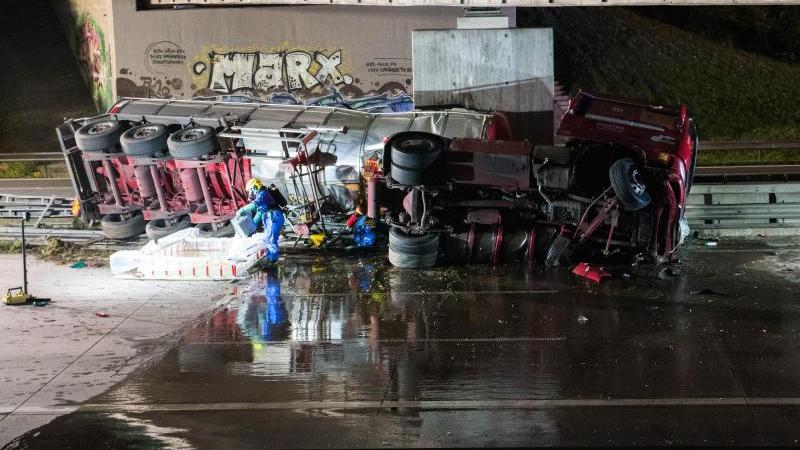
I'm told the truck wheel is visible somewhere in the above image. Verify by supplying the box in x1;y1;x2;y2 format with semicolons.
544;234;574;267
391;162;444;186
390;132;444;170
101;212;145;240
75;120;124;153
168;126;217;160
390;163;429;186
388;227;439;269
196;222;235;238
121;124;168;156
145;215;191;242
609;158;652;211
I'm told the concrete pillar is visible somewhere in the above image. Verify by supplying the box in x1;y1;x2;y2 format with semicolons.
412;27;554;144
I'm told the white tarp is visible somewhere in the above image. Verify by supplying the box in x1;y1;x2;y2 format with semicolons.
110;227;267;280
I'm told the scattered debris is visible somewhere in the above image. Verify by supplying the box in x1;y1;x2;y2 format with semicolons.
39;238;111;266
622;272;631;279
70;260;87;269
95;311;109;318
309;233;325;247
577;315;589;325
658;266;679;280
0;239;23;254
704;240;719;247
571;262;611;283
689;288;729;296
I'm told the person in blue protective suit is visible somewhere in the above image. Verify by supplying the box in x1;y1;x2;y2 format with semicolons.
237;178;285;263
261;268;287;340
345;203;376;248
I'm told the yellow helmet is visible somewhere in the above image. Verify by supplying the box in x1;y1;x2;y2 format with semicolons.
246;178;263;192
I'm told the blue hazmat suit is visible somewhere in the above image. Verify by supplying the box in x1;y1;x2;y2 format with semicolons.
237;188;284;262
261;271;285;339
353;215;376;248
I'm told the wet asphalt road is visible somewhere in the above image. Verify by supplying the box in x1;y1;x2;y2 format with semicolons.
4;239;800;448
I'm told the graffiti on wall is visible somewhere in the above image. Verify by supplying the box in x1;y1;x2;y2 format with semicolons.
77;13;113;112
191;49;354;96
116;43;414;102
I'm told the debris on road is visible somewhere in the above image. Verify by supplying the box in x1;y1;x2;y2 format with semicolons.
39;238;110;266
70;260;87;269
571;262;611;283
658;266;679;279
577;315;589;325
95;311;109;317
689;288;729;296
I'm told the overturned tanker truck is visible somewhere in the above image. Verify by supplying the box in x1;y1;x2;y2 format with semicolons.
57;91;697;269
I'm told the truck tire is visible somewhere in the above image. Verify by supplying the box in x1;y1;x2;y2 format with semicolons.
168;126;217;160
544;234;574;267
390;132;444;170
75;120;124;153
388;227;438;269
196;222;235;238
121;124;168;156
101;212;145;240
389;248;438;270
390;163;443;186
609;158;651;211
145;215;191;242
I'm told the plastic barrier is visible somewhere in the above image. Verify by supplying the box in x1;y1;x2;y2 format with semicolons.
110;227;266;280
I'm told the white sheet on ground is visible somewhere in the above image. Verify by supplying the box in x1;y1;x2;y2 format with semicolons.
109;228;267;280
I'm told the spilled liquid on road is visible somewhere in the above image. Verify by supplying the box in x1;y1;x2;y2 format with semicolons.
6;241;800;448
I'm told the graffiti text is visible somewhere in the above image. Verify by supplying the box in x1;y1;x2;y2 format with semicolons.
193;49;353;95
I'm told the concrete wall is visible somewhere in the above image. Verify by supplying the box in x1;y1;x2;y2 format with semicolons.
53;0;115;112
143;0;800;6
412;28;554;143
110;2;463;103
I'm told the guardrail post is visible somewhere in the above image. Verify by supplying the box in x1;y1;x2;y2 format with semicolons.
33;195;56;229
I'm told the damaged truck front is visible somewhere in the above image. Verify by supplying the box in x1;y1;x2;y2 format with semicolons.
380;91;698;268
57;91;696;269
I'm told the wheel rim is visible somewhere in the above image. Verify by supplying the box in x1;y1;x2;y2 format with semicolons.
400;139;434;152
87;122;114;135
132;125;160;139
180;128;208;142
630;168;646;196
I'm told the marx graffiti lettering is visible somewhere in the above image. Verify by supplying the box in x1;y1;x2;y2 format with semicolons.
192;49;354;95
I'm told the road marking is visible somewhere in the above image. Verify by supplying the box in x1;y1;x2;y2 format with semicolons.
7;397;800;415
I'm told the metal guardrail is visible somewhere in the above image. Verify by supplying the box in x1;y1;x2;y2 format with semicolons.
698;140;800;151
686;182;800;235
0;152;65;162
0;227;104;242
0;193;74;226
686;203;800;221
694;165;800;181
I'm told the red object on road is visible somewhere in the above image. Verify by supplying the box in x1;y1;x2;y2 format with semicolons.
571;262;611;283
95;311;109;317
345;213;359;229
